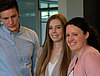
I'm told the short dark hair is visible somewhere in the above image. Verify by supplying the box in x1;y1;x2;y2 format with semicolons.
0;0;19;12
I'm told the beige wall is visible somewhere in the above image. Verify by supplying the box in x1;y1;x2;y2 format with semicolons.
58;0;83;20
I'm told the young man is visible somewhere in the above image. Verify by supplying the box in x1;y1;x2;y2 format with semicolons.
0;0;39;76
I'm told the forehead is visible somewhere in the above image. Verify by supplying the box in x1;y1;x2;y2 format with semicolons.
49;19;61;26
0;8;17;17
66;24;83;33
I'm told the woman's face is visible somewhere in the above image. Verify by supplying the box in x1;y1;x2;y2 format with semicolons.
66;24;88;52
49;19;63;42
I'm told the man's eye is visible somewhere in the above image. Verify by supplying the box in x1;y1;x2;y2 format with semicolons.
4;18;8;20
11;15;16;18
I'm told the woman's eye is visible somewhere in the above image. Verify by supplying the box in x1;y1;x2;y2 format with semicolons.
73;34;78;36
49;27;52;29
66;34;70;37
56;26;61;29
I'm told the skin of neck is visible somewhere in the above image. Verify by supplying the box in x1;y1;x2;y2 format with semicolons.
76;42;87;61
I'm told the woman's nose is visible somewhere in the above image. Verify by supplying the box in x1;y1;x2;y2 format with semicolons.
69;35;74;41
52;28;56;32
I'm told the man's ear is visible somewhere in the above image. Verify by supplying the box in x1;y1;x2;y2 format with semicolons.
18;11;20;17
85;31;89;39
0;16;1;21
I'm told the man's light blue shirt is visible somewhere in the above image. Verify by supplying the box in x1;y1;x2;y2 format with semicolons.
0;25;39;76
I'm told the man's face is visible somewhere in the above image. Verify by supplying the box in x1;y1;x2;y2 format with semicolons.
0;8;20;33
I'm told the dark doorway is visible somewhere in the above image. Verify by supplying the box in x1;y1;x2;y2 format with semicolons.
84;0;100;34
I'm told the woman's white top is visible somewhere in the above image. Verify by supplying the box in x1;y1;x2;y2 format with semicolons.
48;61;57;76
69;70;74;76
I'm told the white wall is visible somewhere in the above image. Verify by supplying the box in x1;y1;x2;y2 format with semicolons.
58;0;83;20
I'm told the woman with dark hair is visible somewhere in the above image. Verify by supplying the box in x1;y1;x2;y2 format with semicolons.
65;17;100;76
35;14;72;76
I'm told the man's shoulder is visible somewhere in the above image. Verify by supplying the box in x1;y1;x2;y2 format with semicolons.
21;26;37;34
21;26;34;32
20;26;39;41
0;26;3;30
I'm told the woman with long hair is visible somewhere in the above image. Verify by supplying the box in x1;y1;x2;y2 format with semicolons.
35;14;72;76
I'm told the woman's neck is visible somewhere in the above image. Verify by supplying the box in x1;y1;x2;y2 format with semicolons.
49;42;63;63
76;44;87;61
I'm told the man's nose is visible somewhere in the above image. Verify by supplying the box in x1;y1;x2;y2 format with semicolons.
9;18;13;24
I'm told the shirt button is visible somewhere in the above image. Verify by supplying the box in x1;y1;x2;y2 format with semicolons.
18;54;20;56
19;64;21;67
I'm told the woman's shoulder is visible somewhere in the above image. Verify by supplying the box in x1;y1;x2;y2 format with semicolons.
37;47;43;57
82;46;100;58
81;46;100;68
80;46;100;75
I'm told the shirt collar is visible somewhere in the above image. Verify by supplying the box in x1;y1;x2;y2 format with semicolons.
2;25;21;35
